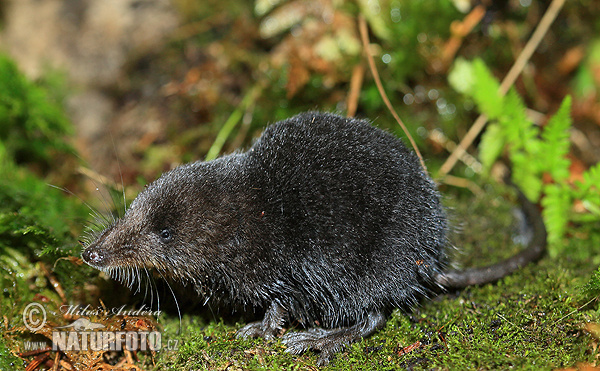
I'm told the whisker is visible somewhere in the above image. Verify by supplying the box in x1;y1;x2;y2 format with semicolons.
146;268;158;311
46;184;110;229
77;165;121;225
157;269;182;333
148;269;159;313
142;268;150;304
134;267;142;294
93;185;118;226
110;134;128;218
71;154;122;221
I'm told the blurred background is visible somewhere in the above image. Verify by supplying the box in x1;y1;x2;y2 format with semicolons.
1;0;598;188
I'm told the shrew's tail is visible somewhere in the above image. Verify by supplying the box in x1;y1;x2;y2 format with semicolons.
435;184;547;288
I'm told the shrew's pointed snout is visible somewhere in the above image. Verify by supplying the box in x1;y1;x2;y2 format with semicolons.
82;245;106;267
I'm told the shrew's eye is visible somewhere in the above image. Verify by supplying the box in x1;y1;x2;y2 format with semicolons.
159;228;173;242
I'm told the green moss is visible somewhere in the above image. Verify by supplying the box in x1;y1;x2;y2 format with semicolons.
154;316;298;370
0;54;73;168
0;340;22;370
0;54;95;364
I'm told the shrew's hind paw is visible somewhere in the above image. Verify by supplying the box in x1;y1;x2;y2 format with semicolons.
282;328;347;365
282;311;386;366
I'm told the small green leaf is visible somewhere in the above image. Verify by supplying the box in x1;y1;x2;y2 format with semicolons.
499;89;533;153
541;183;572;255
448;58;475;95
540;96;572;182
512;152;543;201
577;162;600;216
472;59;503;120
478;123;505;170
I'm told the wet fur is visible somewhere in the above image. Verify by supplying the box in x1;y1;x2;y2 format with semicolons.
83;112;449;363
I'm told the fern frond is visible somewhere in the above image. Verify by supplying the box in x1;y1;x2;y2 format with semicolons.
541;183;572;255
472;59;504;120
540;96;572;182
451;58;598;257
499;89;533;154
576;162;600;217
478;123;505;170
448;57;476;95
512;152;543;202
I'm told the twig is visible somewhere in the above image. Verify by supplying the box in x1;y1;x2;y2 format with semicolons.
40;263;67;303
24;352;50;371
556;296;598;323
346;63;365;118
428;128;482;173
358;15;427;173
18;347;52;358
397;340;422;356
51;351;60;371
442;174;484;197
439;0;566;176
441;5;486;69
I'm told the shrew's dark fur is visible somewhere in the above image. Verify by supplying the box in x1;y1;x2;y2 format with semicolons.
82;112;545;365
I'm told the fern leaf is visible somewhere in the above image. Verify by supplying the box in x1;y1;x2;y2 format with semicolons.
472;59;503;120
512;152;543;202
541;183;572;255
500;89;536;154
540;96;572;182
448;57;475;95
478;122;505;170
577;162;600;216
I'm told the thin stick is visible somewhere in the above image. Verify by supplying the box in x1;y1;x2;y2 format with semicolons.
439;0;566;176
556;296;597;323
442;174;484;197
358;15;427;173
347;63;365;118
441;5;486;69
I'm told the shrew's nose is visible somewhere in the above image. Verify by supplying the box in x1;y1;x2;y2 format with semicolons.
82;247;104;265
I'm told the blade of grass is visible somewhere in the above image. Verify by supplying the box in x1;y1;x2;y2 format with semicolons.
205;85;261;161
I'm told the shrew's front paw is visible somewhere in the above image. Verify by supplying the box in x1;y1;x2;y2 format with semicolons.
236;299;286;341
282;311;387;366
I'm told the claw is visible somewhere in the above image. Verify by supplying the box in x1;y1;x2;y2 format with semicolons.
236;321;271;339
236;299;286;341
